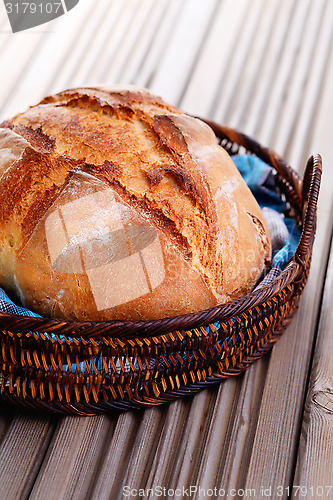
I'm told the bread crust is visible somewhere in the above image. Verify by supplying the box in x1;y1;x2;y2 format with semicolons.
0;86;271;321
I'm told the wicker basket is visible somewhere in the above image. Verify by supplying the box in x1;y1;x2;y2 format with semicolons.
0;121;322;416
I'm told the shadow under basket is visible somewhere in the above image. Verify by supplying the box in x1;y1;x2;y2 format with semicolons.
0;121;322;416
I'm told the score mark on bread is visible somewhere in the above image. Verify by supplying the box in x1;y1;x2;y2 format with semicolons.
45;188;165;310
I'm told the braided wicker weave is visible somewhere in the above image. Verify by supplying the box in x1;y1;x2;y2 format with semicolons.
0;121;322;415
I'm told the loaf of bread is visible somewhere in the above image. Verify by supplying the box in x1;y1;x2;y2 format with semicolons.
0;86;271;321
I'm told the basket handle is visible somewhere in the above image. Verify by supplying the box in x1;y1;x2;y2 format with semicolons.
295;154;322;261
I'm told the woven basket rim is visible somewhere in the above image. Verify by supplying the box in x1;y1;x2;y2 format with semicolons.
0;259;301;340
0;121;322;341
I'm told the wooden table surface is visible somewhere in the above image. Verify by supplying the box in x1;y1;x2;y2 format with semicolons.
0;1;332;498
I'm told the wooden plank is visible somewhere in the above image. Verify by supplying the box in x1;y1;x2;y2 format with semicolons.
144;399;192;495
243;0;298;136
180;0;250;117
115;407;169;498
63;0;124;87
214;0;279;126
0;0;96;120
243;27;333;496
293;235;333;492
208;0;266;123
0;406;16;448
100;0;157;84
0;1;332;498
134;0;185;89
119;0;169;85
47;0;115;92
83;0;143;85
201;362;269;495
293;37;333;490
263;0;326;155
0;31;46;108
287;0;333;170
29;415;112;500
163;389;218;492
0;414;55;500
148;0;219;105
89;410;162;499
274;0;331;166
227;0;294;130
254;0;313;147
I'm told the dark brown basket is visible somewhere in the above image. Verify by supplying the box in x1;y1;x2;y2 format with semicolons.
0;121;322;416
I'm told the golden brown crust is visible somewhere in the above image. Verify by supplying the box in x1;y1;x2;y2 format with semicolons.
2;87;220;288
0;86;271;321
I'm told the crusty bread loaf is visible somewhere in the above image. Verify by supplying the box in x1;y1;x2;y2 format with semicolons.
0;86;271;321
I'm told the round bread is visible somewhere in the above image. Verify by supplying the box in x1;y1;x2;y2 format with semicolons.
0;86;271;321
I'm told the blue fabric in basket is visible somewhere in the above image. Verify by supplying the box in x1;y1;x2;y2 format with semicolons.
0;155;301;375
232;154;300;269
0;288;41;318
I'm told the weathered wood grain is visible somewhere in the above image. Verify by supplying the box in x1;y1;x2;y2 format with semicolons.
274;0;332;167
0;0;95;119
225;0;283;129
181;0;251;117
0;414;55;500
293;44;333;491
90;409;163;499
134;0;185;89
0;405;16;448
29;415;112;500
243;17;333;496
294;235;333;494
243;0;298;138
210;0;267;124
212;362;270;495
164;389;218;492
144;399;192;496
99;0;157;84
148;0;219;105
117;0;169;85
288;1;333;170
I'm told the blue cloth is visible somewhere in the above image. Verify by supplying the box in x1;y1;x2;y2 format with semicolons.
0;287;41;318
232;154;285;212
